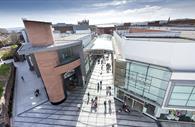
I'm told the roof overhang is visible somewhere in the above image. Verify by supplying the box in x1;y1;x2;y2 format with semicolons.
17;40;81;55
171;72;195;81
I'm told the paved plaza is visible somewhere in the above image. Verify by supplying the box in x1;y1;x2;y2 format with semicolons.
12;56;158;127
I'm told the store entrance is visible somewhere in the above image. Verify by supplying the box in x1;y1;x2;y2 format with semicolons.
62;66;82;97
133;100;144;112
124;95;144;112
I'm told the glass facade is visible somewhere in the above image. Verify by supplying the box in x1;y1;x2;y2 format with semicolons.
85;55;90;74
58;47;79;64
169;84;195;107
115;60;171;105
84;54;95;77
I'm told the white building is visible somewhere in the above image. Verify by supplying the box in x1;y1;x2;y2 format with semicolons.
113;30;195;120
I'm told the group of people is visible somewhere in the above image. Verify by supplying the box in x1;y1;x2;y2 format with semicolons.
87;55;113;113
97;81;102;92
87;92;98;112
122;102;131;113
104;99;112;114
118;98;131;113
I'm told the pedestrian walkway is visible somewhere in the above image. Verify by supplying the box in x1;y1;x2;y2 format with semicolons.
12;55;158;127
76;55;116;126
13;61;48;116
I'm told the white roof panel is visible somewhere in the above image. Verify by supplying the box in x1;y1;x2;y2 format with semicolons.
91;37;113;51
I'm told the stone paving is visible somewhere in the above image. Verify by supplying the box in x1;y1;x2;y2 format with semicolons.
12;56;158;127
13;61;48;116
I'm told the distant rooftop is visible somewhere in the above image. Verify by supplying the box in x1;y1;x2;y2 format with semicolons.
96;24;115;28
91;34;113;51
53;23;73;27
124;37;195;43
123;31;180;38
54;33;90;41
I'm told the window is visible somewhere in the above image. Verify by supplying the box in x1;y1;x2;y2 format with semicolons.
58;47;79;64
169;85;195;107
123;60;171;105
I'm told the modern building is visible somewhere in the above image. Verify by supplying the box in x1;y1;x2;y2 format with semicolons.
53;20;91;34
113;29;195;120
18;20;93;104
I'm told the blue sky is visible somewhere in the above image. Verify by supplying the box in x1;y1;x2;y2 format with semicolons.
0;0;195;28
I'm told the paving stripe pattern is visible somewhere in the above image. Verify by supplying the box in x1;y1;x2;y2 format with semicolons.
13;56;158;127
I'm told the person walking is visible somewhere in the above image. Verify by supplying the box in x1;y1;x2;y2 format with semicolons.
106;87;108;96
104;100;107;114
21;76;24;81
95;96;98;102
91;98;94;112
108;99;111;107
108;100;112;114
109;86;111;96
97;83;100;92
100;81;102;90
87;92;90;104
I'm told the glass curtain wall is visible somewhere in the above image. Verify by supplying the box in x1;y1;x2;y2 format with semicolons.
58;47;79;64
169;84;195;107
85;55;90;74
115;60;171;105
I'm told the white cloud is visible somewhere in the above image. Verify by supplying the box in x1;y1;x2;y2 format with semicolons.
1;4;195;28
92;0;131;7
75;5;173;24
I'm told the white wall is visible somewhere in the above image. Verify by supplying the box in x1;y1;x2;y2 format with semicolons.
114;32;195;71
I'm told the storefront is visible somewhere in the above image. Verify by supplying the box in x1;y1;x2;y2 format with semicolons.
62;66;82;97
115;87;156;116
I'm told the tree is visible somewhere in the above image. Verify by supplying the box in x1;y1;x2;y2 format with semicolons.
9;32;19;44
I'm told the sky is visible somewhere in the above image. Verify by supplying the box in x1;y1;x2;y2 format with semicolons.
0;0;195;28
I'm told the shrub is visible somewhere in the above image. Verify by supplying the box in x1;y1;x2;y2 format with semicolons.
0;64;10;76
0;81;4;98
179;115;193;122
